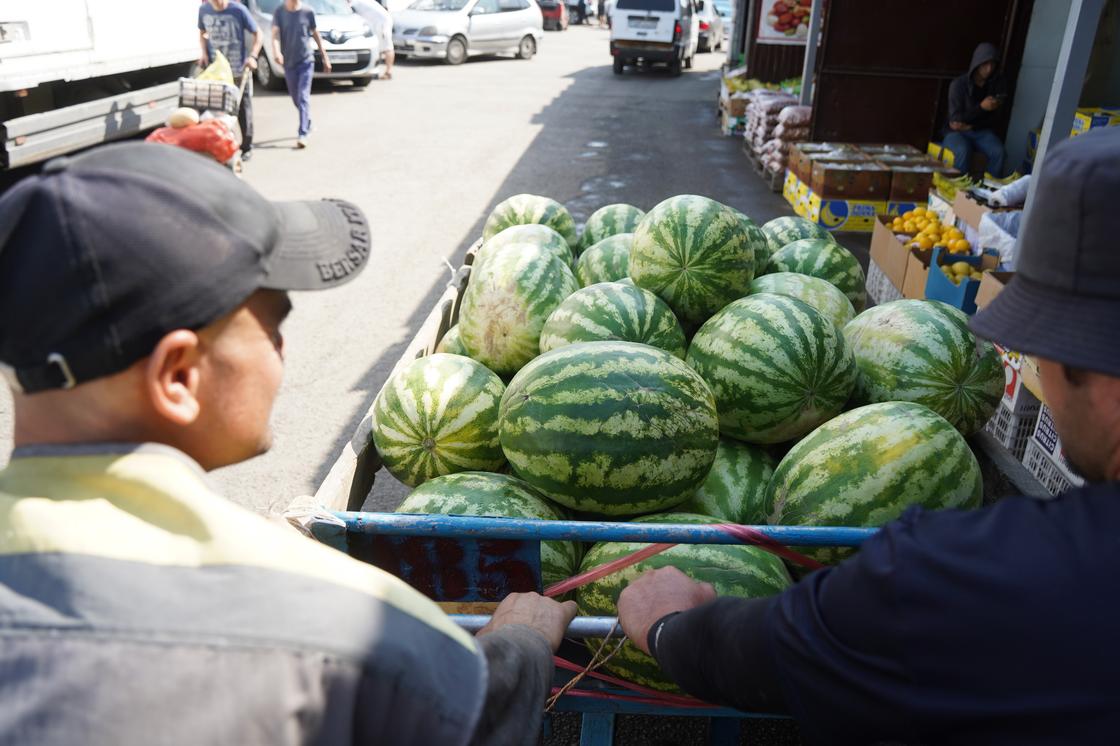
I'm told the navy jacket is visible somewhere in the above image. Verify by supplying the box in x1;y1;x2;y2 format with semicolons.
944;42;1008;134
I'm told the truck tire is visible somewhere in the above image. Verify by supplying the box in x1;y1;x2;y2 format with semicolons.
613;57;624;74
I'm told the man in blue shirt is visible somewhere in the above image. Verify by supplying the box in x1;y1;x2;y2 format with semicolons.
198;0;263;160
272;0;332;148
617;128;1120;744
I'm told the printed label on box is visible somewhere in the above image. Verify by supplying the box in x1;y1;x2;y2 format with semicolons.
1032;404;1086;486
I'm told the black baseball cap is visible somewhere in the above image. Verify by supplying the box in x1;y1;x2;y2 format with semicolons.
971;127;1120;378
0;142;371;394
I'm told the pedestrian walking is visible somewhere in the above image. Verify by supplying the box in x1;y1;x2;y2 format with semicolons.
349;0;395;81
271;0;331;148
597;0;606;27
197;0;263;160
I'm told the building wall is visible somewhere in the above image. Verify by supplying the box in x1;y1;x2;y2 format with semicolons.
1006;0;1072;171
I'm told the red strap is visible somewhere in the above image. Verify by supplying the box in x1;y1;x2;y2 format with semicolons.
550;686;717;709
553;656;708;707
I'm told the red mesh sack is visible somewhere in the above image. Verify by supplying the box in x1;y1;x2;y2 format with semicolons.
146;120;238;164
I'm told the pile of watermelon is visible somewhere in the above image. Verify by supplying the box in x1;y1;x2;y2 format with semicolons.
370;193;1003;691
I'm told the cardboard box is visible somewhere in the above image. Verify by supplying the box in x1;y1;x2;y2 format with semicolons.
1021;354;1044;402
927;190;955;226
991;344;1041;415
928;140;955;168
719;110;747;136
974;270;1014;310
887;165;938;202
788;143;834;183
921;248;1000;314
811;161;891;200
869;215;912;290
1071;107;1120;137
902;246;994;302
783;170;919;233
952;190;1015;231
860;143;923;156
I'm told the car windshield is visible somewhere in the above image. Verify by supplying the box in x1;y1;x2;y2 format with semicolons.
257;0;354;13
615;0;675;11
408;0;470;9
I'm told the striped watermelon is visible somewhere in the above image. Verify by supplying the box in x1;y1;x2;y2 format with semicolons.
476;224;575;269
749;272;856;329
575;512;791;691
629;195;755;328
576;234;632;286
459;243;579;376
538;282;688;359
686;293;857;444
759;215;835;257
842;299;1003;434
579;203;645;253
765;238;867;311
435;324;468;356
483;194;578;249
678;438;777;524
499;342;719;515
729;207;773;276
395;471;580;588
371;353;506;487
766;401;983;564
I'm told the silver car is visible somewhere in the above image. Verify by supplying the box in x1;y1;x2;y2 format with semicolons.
393;0;544;65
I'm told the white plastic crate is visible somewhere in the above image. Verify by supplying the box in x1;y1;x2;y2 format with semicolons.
865;260;902;305
984;398;1039;461
1022;441;1077;497
178;78;240;116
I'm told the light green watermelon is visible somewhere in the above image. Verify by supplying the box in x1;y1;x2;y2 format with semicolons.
483;194;578;248
538;282;687;359
766;401;983;564
575;512;792;691
678;438;777;524
686;293;857;444
395;472;580;588
843;299;1003;434
729;207;773;276
459;243;579;376
765;238;867;311
749;272;856;329
435;324;468;356
476;224;575;269
576;234;633;286
499;341;719;515
371;353;506;487
759;215;836;257
579;203;645;253
629;195;755;328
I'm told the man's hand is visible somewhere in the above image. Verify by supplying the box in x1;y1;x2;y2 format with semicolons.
981;96;1000;112
243;57;258;71
618;567;716;655
198;53;210;68
323;58;333;73
478;592;577;652
274;50;285;66
949;120;972;132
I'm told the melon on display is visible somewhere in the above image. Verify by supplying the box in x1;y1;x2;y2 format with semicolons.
476;224;575;269
843;299;1003;434
576;234;633;286
396;471;580;588
579;203;645;253
371;353;506;487
499;341;719;515
483;194;578;249
759;215;835;257
729;207;773;277
459;243;579;376
749;271;856;329
629;195;755;328
686;293;857;444
575;512;791;691
538;282;688;359
765;238;867;311
766;401;983;563
435;324;468;356
678;438;777;524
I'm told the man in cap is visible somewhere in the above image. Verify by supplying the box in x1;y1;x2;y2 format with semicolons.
0;142;575;745
616;128;1120;743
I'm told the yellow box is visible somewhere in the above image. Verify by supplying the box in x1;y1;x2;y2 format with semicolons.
806;192;885;232
928;140;955;168
1071;107;1120;136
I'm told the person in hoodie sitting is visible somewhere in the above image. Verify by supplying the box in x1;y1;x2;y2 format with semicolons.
942;42;1010;178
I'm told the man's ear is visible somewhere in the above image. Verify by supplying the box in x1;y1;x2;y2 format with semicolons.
145;330;203;426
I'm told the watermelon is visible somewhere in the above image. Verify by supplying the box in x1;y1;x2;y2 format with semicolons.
576;234;633;287
686;293;857;444
371;353;506;487
459;243;579;376
629;195;755;328
765;238;867;311
476;224;575;269
766;401;983;563
396;471;580;588
678;438;777;524
842;299;1003;434
729;207;773;276
538;282;688;359
499;341;719;515
483;194;578;249
759;215;835;257
749;272;856;329
579;203;645;253
435;324;468;356
575;512;791;691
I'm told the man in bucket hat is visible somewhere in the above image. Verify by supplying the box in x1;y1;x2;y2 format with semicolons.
0;142;575;746
617;127;1120;744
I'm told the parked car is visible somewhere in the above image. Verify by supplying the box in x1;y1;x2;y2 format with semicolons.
712;0;732;24
247;0;382;89
394;0;543;65
609;0;698;77
695;0;723;52
566;0;592;24
540;0;569;29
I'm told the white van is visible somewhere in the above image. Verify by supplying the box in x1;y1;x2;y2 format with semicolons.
609;0;699;76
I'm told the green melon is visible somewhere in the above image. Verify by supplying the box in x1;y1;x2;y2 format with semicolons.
678;438;777;524
371;353;506;487
687;293;857;444
759;215;836;257
459;243;579;376
579;203;645;253
483;194;578;248
629;195;755;328
749;272;856;329
843;299;1003;434
576;234;633;286
766;401;983;564
499;341;719;515
575;512;792;691
476;224;575;269
396;471;580;588
538;282;688;359
765;238;867;311
729;207;773;277
435;324;468;356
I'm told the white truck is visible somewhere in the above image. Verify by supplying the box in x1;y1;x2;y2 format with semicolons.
0;0;199;170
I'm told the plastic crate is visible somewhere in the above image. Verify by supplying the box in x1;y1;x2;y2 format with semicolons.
1022;441;1076;497
865;260;902;305
178;78;240;116
984;397;1039;461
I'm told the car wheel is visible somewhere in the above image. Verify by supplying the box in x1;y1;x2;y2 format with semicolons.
351;77;373;87
255;56;284;91
445;36;468;65
669;57;682;77
612;56;624;74
518;35;537;60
